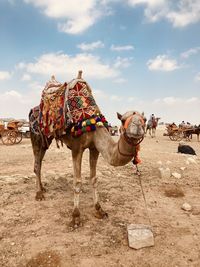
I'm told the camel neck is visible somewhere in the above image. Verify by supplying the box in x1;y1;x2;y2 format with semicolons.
94;128;137;166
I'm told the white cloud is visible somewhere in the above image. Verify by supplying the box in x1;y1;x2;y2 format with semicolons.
127;0;166;9
186;97;198;103
162;96;179;105
147;55;181;71
127;0;168;22
20;52;119;80
0;87;42;120
181;47;200;58
127;0;200;28
23;0;109;34
114;78;127;84
114;56;133;68
167;0;200;28
3;90;22;99
21;73;31;81
111;44;134;51
127;96;135;102
0;71;12;81
77;41;105;51
195;72;200;81
110;95;123;101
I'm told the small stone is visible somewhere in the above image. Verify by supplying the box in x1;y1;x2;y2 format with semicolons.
181;202;192;211
127;224;154;249
180;167;186;171
159;167;171;179
11;242;15;246
187;157;197;164
172;172;182;179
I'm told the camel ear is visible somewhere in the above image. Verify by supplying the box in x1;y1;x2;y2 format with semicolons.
117;112;122;121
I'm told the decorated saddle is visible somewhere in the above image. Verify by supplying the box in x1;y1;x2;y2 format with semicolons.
29;71;108;138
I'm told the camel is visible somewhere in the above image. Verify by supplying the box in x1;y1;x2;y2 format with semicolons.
29;75;145;228
146;117;160;138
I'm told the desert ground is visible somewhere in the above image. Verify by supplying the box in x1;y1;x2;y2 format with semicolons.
0;127;200;267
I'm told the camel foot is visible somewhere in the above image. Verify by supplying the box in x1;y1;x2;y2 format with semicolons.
35;191;45;201
69;208;82;229
94;203;108;219
41;185;46;192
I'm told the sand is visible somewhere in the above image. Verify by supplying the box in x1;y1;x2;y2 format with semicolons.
0;128;200;267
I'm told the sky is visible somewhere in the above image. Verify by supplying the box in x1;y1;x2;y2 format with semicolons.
0;0;200;125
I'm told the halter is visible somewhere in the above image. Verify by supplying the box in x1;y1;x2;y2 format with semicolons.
118;113;144;157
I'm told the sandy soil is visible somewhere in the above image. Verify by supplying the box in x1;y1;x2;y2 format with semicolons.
0;128;200;267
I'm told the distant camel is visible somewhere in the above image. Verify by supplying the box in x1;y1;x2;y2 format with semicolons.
29;74;145;228
146;117;160;138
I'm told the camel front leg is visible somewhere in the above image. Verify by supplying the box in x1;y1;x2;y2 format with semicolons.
70;148;83;228
89;148;108;219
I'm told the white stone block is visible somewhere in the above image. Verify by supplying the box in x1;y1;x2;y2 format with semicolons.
187;157;197;164
172;172;182;179
159;167;171;179
157;160;162;166
127;224;154;249
181;202;192;211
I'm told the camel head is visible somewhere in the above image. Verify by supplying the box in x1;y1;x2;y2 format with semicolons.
117;111;145;140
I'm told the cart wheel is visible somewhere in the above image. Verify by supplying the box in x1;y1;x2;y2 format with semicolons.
15;131;23;144
169;133;177;141
176;132;184;141
1;130;17;145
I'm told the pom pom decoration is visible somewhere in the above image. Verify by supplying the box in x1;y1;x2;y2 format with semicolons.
96;121;103;127
91;125;96;131
86;126;91;132
71;113;109;137
90;118;96;124
77;129;82;136
82;121;86;127
86;120;91;126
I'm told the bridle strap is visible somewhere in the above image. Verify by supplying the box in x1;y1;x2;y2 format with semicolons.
118;136;136;157
117;133;143;157
123;131;144;146
118;113;144;157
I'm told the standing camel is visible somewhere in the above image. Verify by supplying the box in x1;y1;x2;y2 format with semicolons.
29;76;145;228
146;117;160;138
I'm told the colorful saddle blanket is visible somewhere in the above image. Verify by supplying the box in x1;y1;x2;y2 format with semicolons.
39;77;69;137
30;76;108;137
66;79;100;123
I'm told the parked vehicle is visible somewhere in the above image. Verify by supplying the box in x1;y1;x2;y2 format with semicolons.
0;120;23;145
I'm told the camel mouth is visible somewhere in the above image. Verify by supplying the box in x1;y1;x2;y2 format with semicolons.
127;132;144;140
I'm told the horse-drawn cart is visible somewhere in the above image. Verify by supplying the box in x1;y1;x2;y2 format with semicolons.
165;124;193;141
0;120;23;145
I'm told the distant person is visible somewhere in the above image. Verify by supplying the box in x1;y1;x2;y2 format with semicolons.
179;121;185;128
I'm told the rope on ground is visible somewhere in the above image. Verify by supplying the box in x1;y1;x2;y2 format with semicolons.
136;170;152;226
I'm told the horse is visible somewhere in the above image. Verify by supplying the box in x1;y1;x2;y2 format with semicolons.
146;117;160;138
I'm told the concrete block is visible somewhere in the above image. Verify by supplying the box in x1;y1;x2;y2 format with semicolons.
127;224;154;249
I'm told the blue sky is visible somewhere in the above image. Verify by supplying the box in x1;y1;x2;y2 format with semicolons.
0;0;200;125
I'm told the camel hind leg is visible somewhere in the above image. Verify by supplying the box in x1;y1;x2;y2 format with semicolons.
89;147;108;219
30;132;52;200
